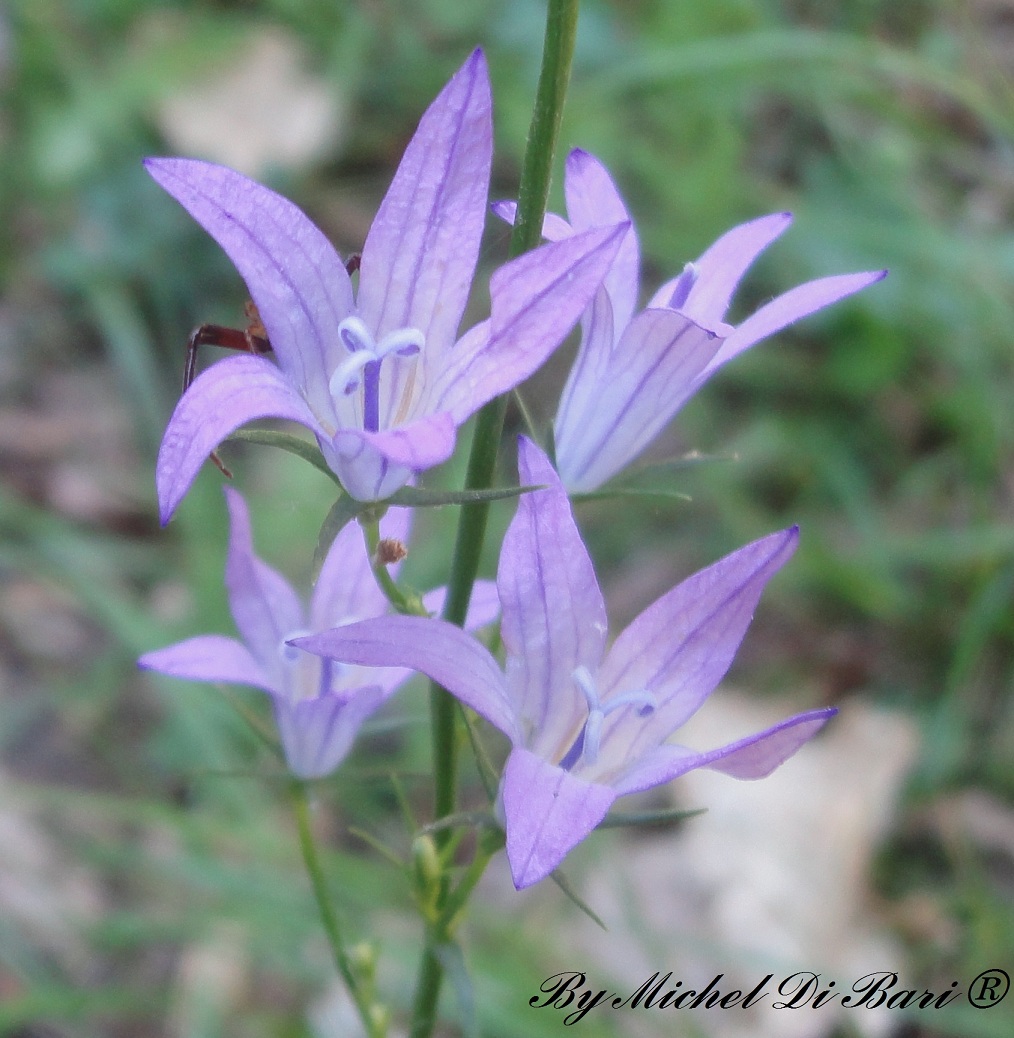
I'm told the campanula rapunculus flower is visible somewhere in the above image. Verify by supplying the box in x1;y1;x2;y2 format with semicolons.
138;488;497;780
147;52;626;515
294;439;835;886
495;149;887;493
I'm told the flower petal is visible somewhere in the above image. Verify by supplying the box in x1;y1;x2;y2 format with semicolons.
272;684;387;780
710;269;889;370
563;149;640;330
597;528;799;765
501;748;616;889
429;224;628;422
611;707;836;795
292;616;517;739
358;49;492;359
223;487;304;679
144;157;352;419
498;439;607;762
647;212;793;320
323;411;457;501
156;354;327;524
138;634;276;694
554;307;723;493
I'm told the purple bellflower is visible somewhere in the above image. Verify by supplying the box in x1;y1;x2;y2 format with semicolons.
138;487;497;780
495;149;886;492
294;438;835;887
146;52;626;515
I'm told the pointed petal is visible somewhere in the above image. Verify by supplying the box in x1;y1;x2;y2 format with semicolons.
430;224;628;422
501;748;616;889
648;213;793;321
144;158;351;418
554;285;614;442
272;684;387;780
711;269;888;369
598;528;799;764
564;149;640;330
223;487;304;681
611;707;836;795
497;439;607;761
323;411;456;501
358;49;492;355
138;634;276;694
292;616;517;739
311;508;411;629
554;307;723;493
156;354;327;524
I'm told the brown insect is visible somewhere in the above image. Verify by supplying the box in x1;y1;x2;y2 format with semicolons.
183;255;361;476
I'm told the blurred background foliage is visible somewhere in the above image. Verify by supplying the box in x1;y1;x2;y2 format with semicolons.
0;0;1012;1035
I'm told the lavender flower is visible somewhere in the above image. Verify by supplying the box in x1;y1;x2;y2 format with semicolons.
495;149;886;492
138;488;496;780
295;439;834;887
146;52;625;515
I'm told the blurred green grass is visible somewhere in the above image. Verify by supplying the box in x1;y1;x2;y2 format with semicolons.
1;0;1012;1034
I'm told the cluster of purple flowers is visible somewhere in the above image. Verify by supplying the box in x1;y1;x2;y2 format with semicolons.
140;50;884;889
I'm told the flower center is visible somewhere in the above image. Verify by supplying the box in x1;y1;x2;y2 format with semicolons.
559;665;656;770
329;317;424;433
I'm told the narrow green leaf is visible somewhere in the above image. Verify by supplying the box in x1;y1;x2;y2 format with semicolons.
550;869;607;931
312;494;364;575
598;806;707;830
227;428;341;484
577;486;693;503
421;810;500;836
388;483;543;508
574;451;735;503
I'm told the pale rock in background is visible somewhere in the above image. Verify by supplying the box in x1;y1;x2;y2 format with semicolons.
156;27;346;178
557;694;919;1038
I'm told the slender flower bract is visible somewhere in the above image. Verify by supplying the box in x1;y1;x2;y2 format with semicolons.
146;52;626;515
495;149;887;492
138;488;497;780
294;438;835;886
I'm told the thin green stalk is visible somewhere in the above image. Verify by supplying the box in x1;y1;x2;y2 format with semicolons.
360;516;427;616
291;781;385;1038
432;0;580;823
413;3;581;1035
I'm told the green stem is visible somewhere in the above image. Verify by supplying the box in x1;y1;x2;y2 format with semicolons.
408;944;444;1038
432;0;580;821
291;781;384;1038
415;1;580;1033
361;516;427;616
408;830;504;1038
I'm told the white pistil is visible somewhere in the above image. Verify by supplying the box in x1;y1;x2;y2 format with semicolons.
328;317;425;432
571;665;656;766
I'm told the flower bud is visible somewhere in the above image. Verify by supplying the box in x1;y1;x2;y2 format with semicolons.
411;833;442;920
